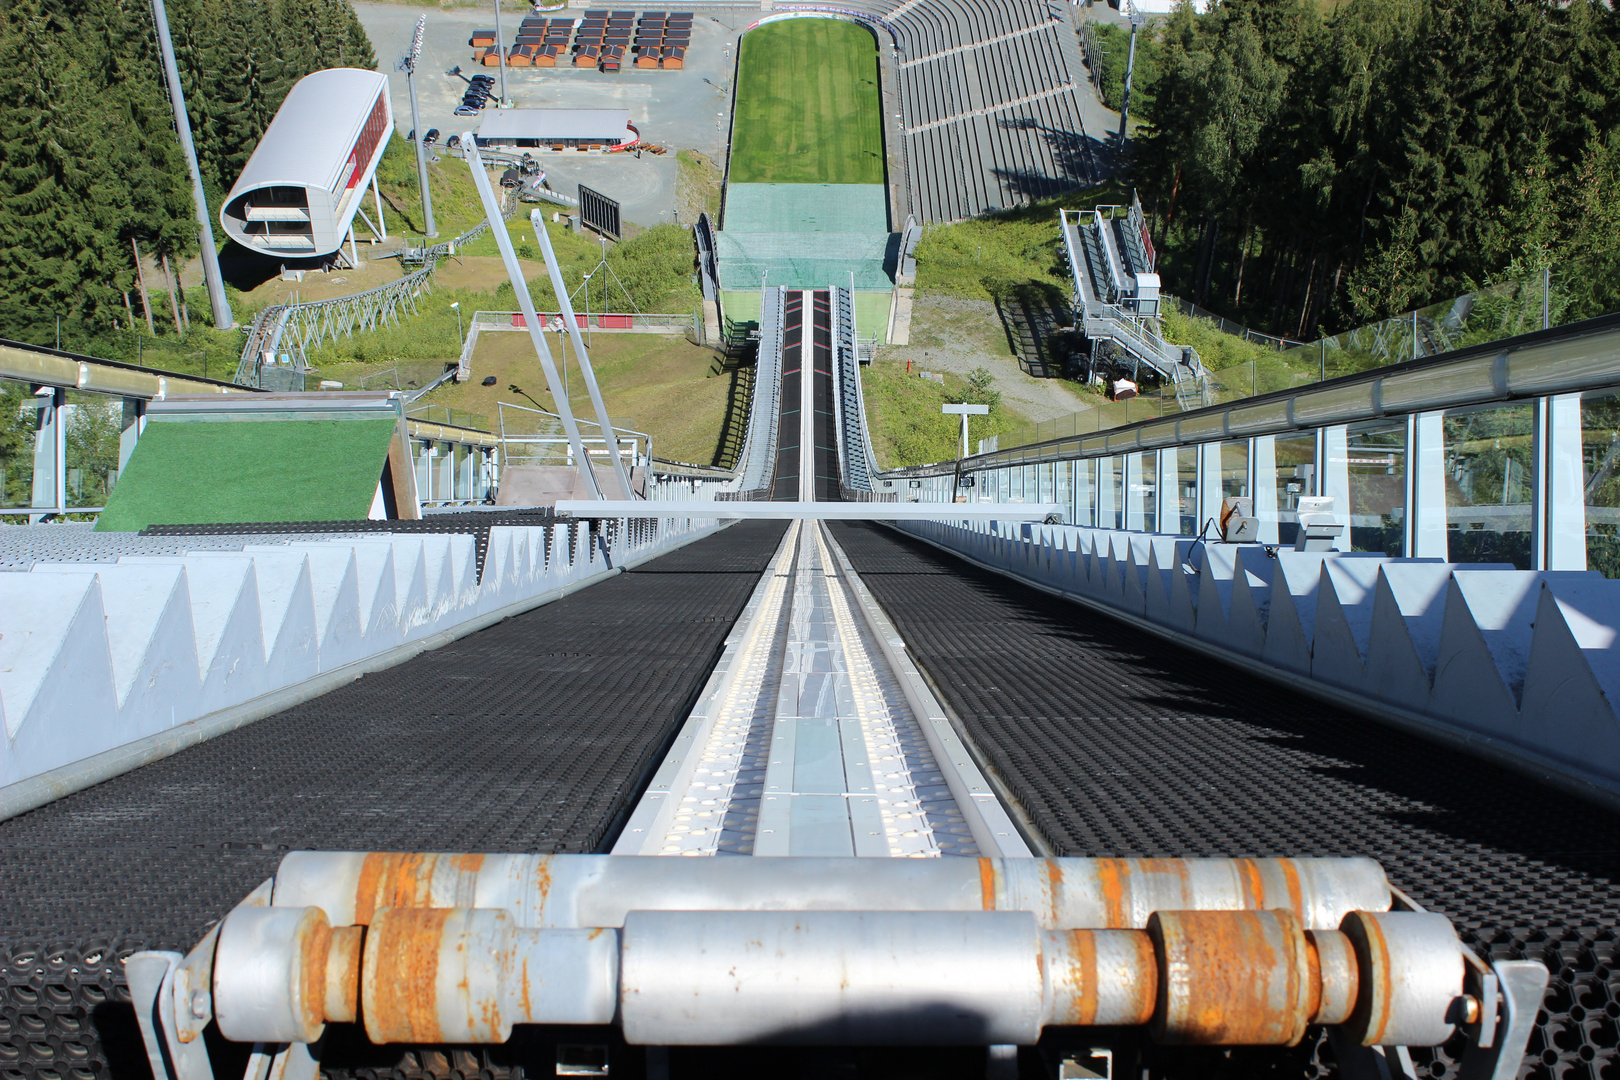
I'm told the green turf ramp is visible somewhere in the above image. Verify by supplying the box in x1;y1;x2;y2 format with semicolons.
95;418;398;531
730;18;884;186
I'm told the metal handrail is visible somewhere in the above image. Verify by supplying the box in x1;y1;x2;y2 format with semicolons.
467;310;696;330
235;191;520;388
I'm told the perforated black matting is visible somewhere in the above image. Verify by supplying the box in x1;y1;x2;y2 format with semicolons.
829;522;1620;1080
0;520;787;1080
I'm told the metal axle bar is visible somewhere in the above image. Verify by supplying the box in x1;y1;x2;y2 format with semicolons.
269;852;1393;931
200;903;1470;1050
557;500;1066;520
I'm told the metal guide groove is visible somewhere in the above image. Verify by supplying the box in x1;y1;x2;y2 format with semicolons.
616;520;988;859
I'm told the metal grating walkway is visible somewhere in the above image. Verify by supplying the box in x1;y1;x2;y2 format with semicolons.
0;521;788;1080
829;521;1620;1080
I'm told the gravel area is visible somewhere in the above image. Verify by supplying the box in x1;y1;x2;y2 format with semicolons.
880;292;1094;422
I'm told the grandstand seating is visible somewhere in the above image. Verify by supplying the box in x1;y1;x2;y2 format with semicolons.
778;0;1092;223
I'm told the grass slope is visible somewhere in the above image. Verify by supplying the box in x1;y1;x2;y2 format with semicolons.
914;189;1123;302
413;332;743;467
729;19;884;186
860;361;1023;469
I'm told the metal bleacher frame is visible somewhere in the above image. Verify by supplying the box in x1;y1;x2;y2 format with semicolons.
775;0;1092;223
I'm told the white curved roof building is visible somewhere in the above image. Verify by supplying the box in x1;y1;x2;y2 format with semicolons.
219;69;393;259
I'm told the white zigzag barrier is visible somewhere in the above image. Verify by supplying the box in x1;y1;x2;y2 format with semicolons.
896;518;1620;807
0;516;723;819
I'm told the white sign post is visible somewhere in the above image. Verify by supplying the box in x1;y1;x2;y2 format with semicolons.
942;402;990;459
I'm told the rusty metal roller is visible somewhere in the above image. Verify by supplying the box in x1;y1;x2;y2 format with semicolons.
1147;909;1314;1046
362;908;486;1044
211;906;332;1044
1000;857;1390;932
1040;929;1157;1027
270;853;1391;932
324;925;364;1024
1306;928;1359;1027
360;907;619;1044
1339;911;1465;1047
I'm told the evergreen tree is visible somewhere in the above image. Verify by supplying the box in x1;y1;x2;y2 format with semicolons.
0;0;377;345
1131;0;1620;337
1562;132;1620;319
0;0;133;339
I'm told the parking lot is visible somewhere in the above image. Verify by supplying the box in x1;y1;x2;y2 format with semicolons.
354;2;761;228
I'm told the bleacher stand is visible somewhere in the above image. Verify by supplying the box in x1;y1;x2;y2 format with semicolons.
776;0;1093;223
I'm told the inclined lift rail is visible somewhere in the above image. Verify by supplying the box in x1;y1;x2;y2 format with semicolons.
128;284;1547;1080
832;285;883;496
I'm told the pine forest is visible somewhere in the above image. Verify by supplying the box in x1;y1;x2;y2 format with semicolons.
1111;0;1620;340
0;0;373;349
1;0;1618;360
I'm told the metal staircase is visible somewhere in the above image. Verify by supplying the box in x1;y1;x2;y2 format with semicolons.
1076;218;1114;304
1118;195;1155;280
1060;209;1211;410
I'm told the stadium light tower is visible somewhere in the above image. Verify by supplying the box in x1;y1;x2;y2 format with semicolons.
399;16;438;238
149;0;234;329
494;0;508;105
1117;5;1144;150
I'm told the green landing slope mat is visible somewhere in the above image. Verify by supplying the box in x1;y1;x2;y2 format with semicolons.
716;183;893;290
95;418;397;532
729;18;885;186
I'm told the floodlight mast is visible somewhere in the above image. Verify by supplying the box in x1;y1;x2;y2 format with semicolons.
400;17;438;238
1117;4;1143;149
494;0;508;105
150;0;234;329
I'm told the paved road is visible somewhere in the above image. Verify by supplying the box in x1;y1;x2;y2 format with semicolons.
1064;2;1127;180
353;2;762;228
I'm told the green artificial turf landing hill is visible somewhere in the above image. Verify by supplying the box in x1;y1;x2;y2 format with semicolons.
95;418;398;531
730;18;885;186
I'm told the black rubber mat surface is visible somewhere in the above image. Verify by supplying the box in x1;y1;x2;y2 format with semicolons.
0;520;787;1080
830;522;1620;1080
772;291;804;501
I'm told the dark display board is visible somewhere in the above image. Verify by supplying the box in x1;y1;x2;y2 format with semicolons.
579;184;621;240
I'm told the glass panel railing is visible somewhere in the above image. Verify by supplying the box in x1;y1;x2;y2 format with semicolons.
64;390;127;510
1;377;49;515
